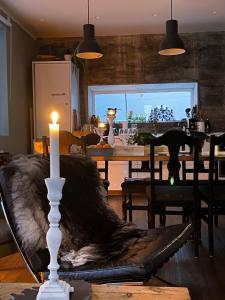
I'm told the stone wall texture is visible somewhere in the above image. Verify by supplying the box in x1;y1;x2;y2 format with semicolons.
37;31;225;130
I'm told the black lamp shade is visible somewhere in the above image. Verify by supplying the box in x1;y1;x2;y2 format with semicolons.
76;24;103;59
159;20;185;56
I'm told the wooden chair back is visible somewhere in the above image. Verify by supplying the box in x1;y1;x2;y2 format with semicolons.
81;133;100;154
209;133;225;183
150;130;201;186
149;130;202;254
59;130;82;154
205;133;225;256
42;136;49;157
181;132;210;180
42;131;82;156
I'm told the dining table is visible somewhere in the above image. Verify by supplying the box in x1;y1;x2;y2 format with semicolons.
89;145;225;181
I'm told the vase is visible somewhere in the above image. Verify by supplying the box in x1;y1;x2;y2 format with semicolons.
64;54;72;61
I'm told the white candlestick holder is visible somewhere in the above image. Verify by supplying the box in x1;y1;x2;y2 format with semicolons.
36;177;74;300
107;115;115;146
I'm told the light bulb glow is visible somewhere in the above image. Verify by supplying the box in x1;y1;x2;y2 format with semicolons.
107;108;117;116
98;122;106;128
51;111;59;124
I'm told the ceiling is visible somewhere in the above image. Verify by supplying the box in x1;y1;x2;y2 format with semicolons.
0;0;225;38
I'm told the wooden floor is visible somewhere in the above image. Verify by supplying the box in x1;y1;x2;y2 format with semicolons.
1;195;225;300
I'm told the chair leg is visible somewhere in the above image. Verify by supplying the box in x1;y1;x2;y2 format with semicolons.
159;206;166;226
182;208;186;223
194;223;199;258
186;207;190;223
159;212;163;226
182;161;186;181
214;210;219;226
122;193;127;222
214;161;219;181
149;211;155;229
159;161;163;181
128;193;133;223
193;201;199;258
162;214;166;226
208;203;214;257
147;195;155;229
183;206;191;223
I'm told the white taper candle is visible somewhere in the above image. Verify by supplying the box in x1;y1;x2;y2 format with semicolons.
49;111;60;179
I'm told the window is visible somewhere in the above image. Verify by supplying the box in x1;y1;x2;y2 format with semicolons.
88;83;198;122
0;20;9;136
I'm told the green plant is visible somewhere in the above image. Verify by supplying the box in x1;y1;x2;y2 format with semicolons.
71;49;85;72
127;113;147;123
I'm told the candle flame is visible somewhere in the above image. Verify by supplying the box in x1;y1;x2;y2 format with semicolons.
98;122;106;128
51;111;59;124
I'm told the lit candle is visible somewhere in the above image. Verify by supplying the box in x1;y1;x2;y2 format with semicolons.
49;111;60;179
98;122;106;128
107;108;116;116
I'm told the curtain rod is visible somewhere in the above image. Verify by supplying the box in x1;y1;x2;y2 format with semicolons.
0;14;11;27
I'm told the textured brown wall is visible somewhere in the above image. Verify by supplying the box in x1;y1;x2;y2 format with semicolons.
37;31;225;130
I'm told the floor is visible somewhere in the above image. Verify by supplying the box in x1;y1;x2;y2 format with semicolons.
1;195;225;300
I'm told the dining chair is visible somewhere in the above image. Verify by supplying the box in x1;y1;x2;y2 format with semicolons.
81;132;109;179
121;132;163;225
80;133;100;154
181;132;219;181
147;129;202;257
200;133;225;257
121;161;163;225
42;130;82;156
0;154;193;284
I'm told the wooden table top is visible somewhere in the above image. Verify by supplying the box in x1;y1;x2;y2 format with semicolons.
91;152;225;162
0;282;191;300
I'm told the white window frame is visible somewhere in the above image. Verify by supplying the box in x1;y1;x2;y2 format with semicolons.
88;82;198;121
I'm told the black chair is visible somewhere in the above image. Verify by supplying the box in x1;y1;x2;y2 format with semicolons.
181;132;219;181
81;133;109;189
121;131;163;226
0;154;192;283
121;160;163;225
146;130;202;257
200;133;225;257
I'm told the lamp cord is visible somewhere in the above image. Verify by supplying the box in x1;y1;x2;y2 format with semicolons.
88;0;90;24
171;0;173;20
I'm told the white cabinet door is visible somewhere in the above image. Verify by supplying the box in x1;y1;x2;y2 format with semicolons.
33;62;72;138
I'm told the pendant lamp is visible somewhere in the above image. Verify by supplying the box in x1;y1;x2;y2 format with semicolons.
159;0;185;56
76;0;103;59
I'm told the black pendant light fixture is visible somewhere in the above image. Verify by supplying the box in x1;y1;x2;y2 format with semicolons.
76;0;103;59
159;0;185;56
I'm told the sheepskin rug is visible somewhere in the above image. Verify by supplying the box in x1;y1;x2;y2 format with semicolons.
0;154;154;269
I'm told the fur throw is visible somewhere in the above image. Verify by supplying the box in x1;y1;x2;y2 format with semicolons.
1;154;154;268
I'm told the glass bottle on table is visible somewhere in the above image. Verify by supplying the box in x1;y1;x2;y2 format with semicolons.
205;119;211;133
118;128;129;146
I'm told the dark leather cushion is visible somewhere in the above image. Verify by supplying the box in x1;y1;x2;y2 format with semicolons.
199;182;225;203
149;185;195;205
121;178;150;193
122;178;150;185
0;155;193;284
51;223;192;283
